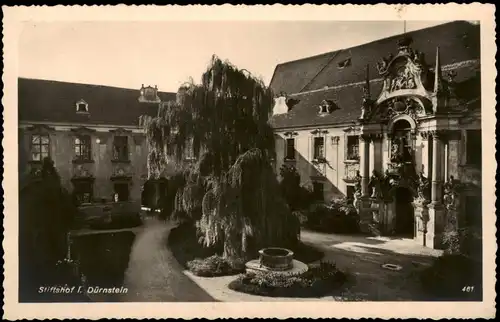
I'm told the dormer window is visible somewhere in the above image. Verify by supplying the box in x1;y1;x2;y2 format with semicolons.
76;100;88;113
318;99;337;115
337;58;351;69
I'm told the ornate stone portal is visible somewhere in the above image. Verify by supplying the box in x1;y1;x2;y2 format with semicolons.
351;36;467;249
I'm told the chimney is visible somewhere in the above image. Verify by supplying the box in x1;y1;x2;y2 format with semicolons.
138;84;160;103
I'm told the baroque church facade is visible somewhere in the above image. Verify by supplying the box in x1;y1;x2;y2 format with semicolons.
269;21;481;249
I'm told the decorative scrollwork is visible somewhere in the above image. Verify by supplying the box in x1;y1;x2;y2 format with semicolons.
385;97;425;120
389;64;417;92
376;54;394;75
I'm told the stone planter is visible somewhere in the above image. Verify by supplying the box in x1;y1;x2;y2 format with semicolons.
258;247;294;271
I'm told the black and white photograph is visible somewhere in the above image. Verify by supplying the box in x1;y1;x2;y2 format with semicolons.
2;4;496;320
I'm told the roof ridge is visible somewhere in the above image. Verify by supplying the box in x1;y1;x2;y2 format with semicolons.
287;58;479;97
18;77;175;94
275;21;472;68
298;50;343;93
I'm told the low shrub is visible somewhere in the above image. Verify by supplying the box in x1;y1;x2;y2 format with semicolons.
303;199;360;234
187;255;245;277
167;222;222;268
420;254;482;301
279;164;314;211
292;210;308;226
228;261;346;298
168;221;324;274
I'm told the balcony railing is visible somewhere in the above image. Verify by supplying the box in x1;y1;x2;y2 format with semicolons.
343;162;360;183
386;161;416;178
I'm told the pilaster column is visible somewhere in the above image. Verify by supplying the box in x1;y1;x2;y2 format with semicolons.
427;130;446;249
382;132;390;173
446;130;461;180
359;134;371;197
368;135;376;176
430;131;444;204
369;134;384;175
420;131;431;177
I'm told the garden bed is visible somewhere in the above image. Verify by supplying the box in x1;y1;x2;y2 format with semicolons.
168;222;324;277
228;261;347;298
71;231;137;287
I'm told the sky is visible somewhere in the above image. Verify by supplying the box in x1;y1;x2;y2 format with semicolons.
19;20;451;92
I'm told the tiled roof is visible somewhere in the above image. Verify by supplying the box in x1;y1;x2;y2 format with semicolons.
269;21;481;130
270;81;382;129
270;64;480;130
269;21;480;95
18;78;177;126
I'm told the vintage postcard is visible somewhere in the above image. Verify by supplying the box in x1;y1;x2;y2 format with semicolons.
2;4;496;319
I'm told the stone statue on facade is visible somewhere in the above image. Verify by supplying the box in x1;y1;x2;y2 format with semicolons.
390;137;402;163
368;170;383;199
443;175;461;210
360;87;371;120
353;170;362;207
416;172;430;201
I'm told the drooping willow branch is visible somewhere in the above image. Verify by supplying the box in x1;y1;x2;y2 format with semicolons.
140;55;298;258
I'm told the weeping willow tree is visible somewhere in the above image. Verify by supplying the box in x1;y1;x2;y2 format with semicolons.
140;55;300;258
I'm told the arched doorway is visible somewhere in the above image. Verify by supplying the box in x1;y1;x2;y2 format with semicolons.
394;187;415;237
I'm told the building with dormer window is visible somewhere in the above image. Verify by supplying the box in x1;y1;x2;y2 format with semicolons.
18;78;177;208
269;21;481;249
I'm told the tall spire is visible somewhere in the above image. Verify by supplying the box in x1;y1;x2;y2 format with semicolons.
360;64;371;121
363;64;370;98
434;46;443;94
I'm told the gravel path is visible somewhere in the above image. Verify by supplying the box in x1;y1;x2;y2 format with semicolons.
120;219;216;302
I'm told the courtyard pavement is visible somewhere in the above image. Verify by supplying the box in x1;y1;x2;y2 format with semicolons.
117;219;443;302
185;230;443;301
118;218;217;302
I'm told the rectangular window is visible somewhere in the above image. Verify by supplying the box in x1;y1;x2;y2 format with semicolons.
113;136;129;161
74;135;92;161
74;181;93;204
31;134;50;161
285;138;295;160
347;136;360;160
313;137;325;159
114;183;130;202
312;182;324;201
466;130;481;166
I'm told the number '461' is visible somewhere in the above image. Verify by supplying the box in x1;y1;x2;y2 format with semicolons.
462;286;475;292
